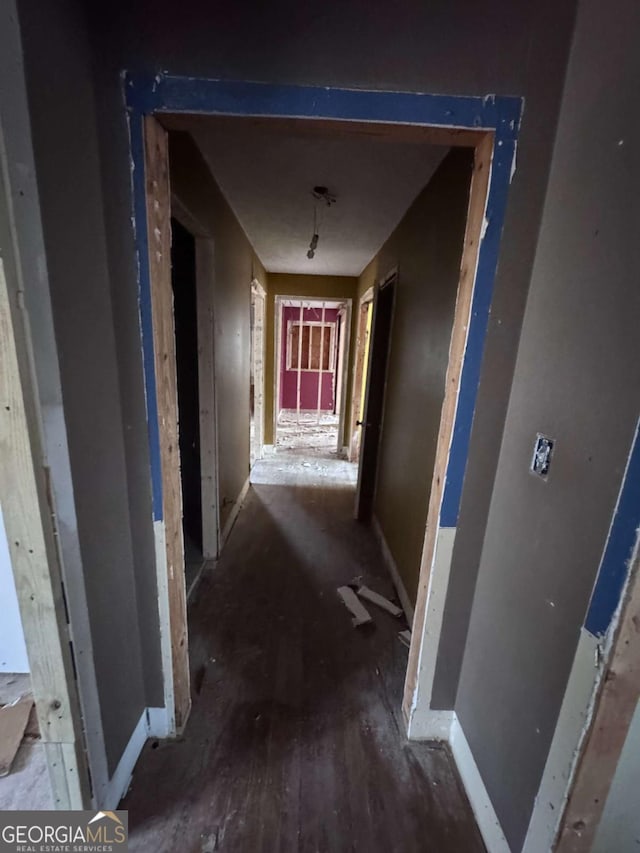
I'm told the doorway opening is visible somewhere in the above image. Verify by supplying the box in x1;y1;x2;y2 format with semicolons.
349;288;374;463
170;217;204;596
130;79;520;746
355;274;395;522
250;279;266;467
274;296;352;459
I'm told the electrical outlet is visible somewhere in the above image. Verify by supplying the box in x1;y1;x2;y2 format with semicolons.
531;434;554;478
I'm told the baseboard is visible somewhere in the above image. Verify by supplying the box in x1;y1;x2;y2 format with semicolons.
102;706;172;808
186;558;208;601
103;710;148;809
262;444;276;456
371;514;415;626
146;706;172;738
409;709;453;741
220;476;250;547
406;708;510;851
450;713;511;853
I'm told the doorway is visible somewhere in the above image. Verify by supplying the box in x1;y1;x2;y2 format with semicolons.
250;279;266;467
349;288;374;462
170;217;204;595
131;82;519;741
355;276;395;522
273;296;352;458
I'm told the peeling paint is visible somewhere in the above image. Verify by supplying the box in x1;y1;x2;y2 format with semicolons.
510;141;518;183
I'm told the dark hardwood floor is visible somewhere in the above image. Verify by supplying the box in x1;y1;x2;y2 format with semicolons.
123;454;485;853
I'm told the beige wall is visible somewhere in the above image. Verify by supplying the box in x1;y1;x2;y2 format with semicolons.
264;273;358;446
169;132;266;530
357;149;473;603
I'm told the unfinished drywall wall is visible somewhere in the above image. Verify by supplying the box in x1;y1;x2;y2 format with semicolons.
17;0;153;773
357;149;472;604
169;132;267;529
265;274;358;447
449;0;640;847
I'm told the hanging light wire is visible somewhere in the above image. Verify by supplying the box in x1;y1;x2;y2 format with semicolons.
307;187;335;259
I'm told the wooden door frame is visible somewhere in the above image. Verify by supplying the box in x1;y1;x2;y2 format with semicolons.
0;129;91;806
171;194;221;562
354;273;396;522
0;10;101;808
348;286;374;462
125;74;521;741
250;278;267;465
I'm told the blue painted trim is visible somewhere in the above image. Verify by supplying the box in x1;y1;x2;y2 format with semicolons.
125;74;521;139
585;421;640;637
125;73;522;530
440;135;516;526
129;112;163;520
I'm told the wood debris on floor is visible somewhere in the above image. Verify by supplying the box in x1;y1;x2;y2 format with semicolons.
354;584;403;618
276;410;340;455
337;585;373;626
398;629;412;649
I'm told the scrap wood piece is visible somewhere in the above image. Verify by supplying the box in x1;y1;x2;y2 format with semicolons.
398;630;412;649
337;586;373;627
0;698;34;776
356;585;403;618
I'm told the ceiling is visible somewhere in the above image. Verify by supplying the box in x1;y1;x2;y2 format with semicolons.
188;117;448;277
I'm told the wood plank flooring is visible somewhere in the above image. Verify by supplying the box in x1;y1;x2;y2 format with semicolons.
123;453;485;853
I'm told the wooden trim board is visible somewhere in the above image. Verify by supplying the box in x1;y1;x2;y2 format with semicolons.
143;115;191;731
555;539;640;852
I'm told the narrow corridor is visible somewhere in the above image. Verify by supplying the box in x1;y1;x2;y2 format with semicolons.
123;454;484;852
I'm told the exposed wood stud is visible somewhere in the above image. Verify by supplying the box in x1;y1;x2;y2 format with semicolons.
555;542;640;852
0;256;89;807
296;302;304;425
316;301;326;424
143;115;191;731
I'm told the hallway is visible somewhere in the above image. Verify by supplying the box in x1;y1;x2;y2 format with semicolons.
123;454;484;852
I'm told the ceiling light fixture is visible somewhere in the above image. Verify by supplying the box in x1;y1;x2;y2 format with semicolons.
307;186;336;260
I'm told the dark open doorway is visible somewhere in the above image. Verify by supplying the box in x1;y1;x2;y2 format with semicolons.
355;276;396;522
170;217;203;587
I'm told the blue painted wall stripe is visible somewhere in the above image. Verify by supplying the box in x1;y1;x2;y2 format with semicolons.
129;113;164;521
585;420;640;637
